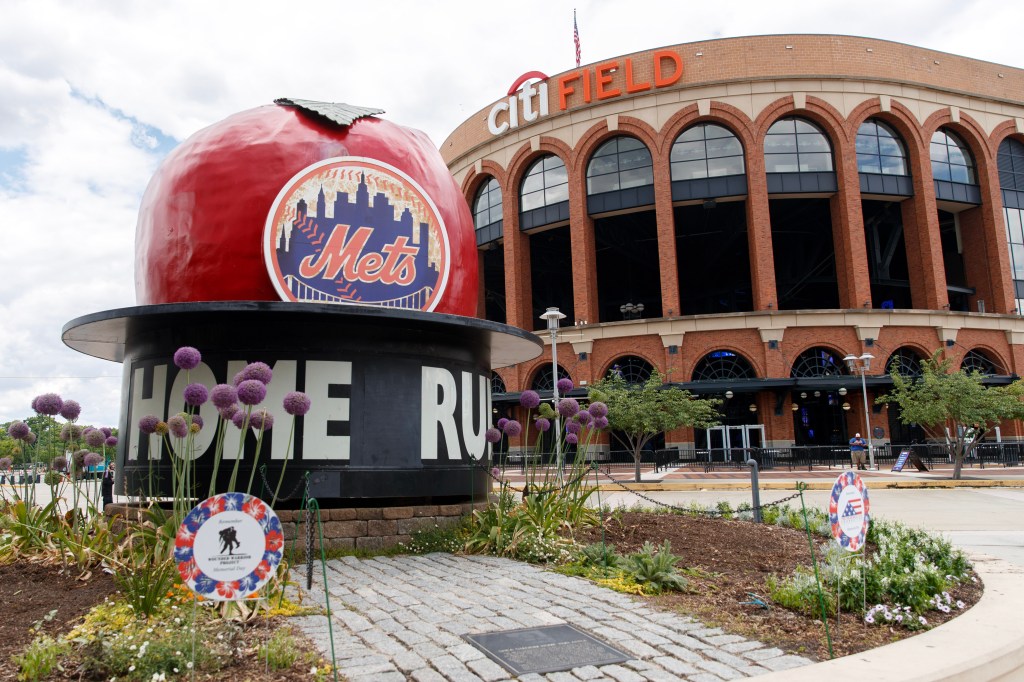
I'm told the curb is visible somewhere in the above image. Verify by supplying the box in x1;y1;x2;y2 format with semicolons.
590;479;1024;492
753;554;1024;681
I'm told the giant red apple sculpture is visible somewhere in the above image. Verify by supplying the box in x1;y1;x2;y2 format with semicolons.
135;99;478;316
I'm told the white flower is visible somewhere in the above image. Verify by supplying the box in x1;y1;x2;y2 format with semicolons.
128;666;135;672
151;674;166;682
186;662;193;670
956;600;965;609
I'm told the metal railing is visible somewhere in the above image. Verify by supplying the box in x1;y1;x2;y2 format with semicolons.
495;442;1024;472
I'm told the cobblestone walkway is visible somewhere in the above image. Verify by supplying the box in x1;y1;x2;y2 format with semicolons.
292;554;813;682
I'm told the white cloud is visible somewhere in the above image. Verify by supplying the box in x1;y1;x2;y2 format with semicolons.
1;0;1024;428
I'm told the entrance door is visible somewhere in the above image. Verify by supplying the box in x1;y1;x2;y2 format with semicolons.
705;425;764;461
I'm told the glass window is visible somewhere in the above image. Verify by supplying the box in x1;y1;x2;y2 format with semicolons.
520;154;569;213
585;136;653;196
670;123;745;183
998;138;1024;192
930;129;976;185
790;347;847;377
691;350;756;381
856;119;909;176
473;177;502;231
1006;207;1024;295
764;117;834;173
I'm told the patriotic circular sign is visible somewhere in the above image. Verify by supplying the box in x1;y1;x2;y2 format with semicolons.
175;493;284;601
828;471;870;552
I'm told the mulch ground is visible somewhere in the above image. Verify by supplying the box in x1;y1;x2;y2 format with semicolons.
578;511;983;661
1;512;984;678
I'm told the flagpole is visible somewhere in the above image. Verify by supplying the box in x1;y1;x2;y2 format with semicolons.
574;9;581;68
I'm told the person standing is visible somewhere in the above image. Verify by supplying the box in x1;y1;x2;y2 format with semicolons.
849;433;867;471
101;461;114;509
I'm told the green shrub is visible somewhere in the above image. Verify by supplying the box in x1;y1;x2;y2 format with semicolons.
401;520;468;554
622;541;688;594
580;542;623;570
715;500;734;519
14;635;66;681
260;629;301;670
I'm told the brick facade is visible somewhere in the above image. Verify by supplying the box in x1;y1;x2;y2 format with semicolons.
448;35;1024;448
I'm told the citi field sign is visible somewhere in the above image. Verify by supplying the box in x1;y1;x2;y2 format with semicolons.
487;50;683;136
263;157;451;312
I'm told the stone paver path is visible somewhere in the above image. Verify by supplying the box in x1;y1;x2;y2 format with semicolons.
292;554;812;681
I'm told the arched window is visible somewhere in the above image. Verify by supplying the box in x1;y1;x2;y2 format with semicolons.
886;347;924;378
857;120;909;176
586;136;653;195
931;129;976;184
473;178;502;230
670;124;745;181
519;155;568;213
491;371;507;395
607;356;654;385
961;350;997;375
691;350;756;381
530;364;572;392
764;118;834;173
790;347;847;377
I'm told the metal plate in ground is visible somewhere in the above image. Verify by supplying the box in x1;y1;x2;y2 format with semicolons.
464;624;631;675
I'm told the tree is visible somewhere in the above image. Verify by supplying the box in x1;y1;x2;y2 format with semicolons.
880;350;1024;480
589;369;721;482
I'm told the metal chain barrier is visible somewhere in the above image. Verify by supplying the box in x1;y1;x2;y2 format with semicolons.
257;464;308;502
594;467;803;517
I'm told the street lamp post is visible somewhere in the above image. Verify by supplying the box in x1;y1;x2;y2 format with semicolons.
540;307;566;480
844;353;875;470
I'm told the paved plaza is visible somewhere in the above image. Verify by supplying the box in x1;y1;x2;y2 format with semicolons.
293;554;812;682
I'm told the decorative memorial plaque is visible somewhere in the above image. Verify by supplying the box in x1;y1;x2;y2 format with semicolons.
464;624;631;675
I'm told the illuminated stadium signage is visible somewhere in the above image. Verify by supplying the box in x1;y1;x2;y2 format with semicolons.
488;50;683;137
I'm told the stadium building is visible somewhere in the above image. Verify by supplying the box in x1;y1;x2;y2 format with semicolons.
441;34;1024;457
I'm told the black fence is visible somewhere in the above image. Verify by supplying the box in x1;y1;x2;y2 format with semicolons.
498;441;1024;473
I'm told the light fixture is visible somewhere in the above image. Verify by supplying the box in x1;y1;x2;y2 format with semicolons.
725;390;734;399
814;391;821;398
619;302;644;320
838;387;847;396
539;307;567;480
749;403;757;412
844;353;876;470
842;402;851;411
791;403;799;411
800;392;807;399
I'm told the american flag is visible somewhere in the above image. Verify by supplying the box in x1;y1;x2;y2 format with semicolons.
574;10;581;67
843;498;863;517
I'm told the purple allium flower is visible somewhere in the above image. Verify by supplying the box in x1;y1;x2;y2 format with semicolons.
191;414;204;429
100;427;112;437
33;393;63;416
60;423;83;442
249;408;274;431
236;379;267;406
167;415;189;439
8;420;30;440
557;398;580;418
593;416;609;430
588;401;608;418
24;432;36;444
190;422;201;434
231;411;247;429
0;457;11;470
30;396;39;412
556;377;574;393
485;427;502;443
72;449;88;470
575;410;592;426
59;399;82;422
138;415;160;435
491;467;500;478
503;420;523;437
104;436;118;447
235;362;273;386
183;383;209;407
84;452;104;467
52;456;68;472
173;346;202;370
283;391;312;416
219;404;240;421
210;383;238;409
519;390;541;409
85;429;106;448
565;432;579;445
565;420;581;435
535;417;551;432
497;418;509;431
154;421;169;436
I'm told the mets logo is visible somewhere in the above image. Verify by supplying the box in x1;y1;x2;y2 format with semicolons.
263;157;450;311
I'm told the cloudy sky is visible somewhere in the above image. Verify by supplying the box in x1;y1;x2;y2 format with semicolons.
2;0;1022;429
